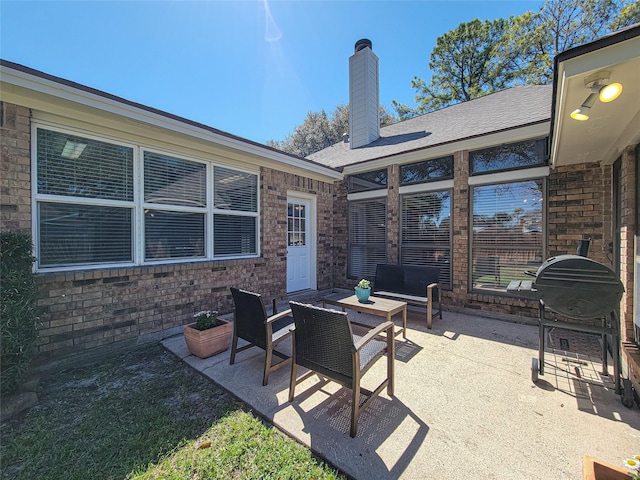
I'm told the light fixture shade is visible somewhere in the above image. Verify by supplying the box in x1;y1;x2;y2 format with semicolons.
61;140;88;159
570;107;590;121
599;82;622;102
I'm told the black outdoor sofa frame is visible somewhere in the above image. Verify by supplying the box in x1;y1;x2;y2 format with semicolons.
229;287;294;386
288;301;395;438
373;263;443;329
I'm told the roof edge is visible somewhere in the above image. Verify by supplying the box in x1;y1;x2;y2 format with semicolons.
0;59;342;180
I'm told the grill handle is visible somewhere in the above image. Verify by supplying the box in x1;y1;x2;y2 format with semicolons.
524;270;537;278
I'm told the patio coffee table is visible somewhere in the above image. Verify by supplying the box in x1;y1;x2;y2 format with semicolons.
322;293;407;339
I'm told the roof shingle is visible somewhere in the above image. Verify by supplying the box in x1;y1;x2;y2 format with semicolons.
308;85;552;168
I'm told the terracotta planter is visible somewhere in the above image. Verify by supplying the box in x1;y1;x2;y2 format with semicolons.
583;456;632;480
183;319;233;359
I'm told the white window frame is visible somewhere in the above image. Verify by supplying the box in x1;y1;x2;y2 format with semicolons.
469;169;547;293
32;122;260;272
399;180;454;289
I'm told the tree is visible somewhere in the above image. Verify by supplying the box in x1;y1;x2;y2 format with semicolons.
610;1;640;30
268;104;396;157
394;0;632;119
392;18;508;118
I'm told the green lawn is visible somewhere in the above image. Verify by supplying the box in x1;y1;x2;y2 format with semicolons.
0;345;345;480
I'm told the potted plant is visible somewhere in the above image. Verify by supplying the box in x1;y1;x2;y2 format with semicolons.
355;278;371;303
183;310;233;359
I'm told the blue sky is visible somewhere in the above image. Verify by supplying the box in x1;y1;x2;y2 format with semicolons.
1;1;540;144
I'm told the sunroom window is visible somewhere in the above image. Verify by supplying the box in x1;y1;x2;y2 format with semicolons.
470;138;547;175
401;190;452;289
34;126;259;271
347;168;388;193
400;156;453;185
471;179;544;291
348;197;387;278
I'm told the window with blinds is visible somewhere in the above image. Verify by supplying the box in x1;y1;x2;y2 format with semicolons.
400;190;452;288
144;152;207;261
36;129;134;267
213;166;258;257
471;179;544;291
34;127;259;270
348;198;386;278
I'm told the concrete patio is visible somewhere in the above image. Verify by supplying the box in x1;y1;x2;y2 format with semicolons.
162;291;640;480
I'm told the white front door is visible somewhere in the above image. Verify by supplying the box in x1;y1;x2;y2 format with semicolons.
287;198;311;292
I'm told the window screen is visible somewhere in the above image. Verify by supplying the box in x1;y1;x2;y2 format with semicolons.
349;198;387;278
401;190;452;288
471;179;544;291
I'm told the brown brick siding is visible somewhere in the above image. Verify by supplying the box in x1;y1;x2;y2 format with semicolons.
30;167;335;362
547;162;608;264
2;98;637;368
619;146;637;343
0;102;31;232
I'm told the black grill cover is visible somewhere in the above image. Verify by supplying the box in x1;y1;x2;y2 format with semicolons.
533;255;624;320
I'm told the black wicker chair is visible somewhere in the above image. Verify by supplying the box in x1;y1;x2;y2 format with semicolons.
288;301;395;437
230;287;294;386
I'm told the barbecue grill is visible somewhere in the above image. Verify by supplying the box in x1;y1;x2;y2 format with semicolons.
508;254;624;396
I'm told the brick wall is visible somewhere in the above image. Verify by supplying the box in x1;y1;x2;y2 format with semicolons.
547;162;608;264
619;145;637;343
29;166;335;362
0;101;336;363
387;164;399;264
0;103;31;232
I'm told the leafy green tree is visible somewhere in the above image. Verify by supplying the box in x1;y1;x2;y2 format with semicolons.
392;19;508;118
394;0;633;118
610;1;640;30
268;104;396;157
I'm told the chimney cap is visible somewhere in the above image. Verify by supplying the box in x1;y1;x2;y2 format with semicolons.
354;39;372;53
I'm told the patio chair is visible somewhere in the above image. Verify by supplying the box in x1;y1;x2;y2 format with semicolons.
229;287;294;386
288;301;395;437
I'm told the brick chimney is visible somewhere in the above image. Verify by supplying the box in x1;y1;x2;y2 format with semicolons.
349;39;379;149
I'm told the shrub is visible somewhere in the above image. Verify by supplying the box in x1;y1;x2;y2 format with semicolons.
1;231;39;396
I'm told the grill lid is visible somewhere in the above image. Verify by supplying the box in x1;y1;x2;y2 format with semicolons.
534;255;624;319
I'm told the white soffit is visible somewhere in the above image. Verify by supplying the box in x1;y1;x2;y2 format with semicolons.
551;35;640;167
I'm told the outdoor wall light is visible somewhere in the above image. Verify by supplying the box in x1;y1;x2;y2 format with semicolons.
570;71;623;121
570;93;597;121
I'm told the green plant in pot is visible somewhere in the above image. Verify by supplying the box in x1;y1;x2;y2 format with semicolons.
193;310;221;330
183;310;233;358
355;278;371;302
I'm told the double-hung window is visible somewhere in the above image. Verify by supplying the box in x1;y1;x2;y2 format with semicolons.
34;126;259;271
399;157;453;289
469;138;547;291
347;168;387;278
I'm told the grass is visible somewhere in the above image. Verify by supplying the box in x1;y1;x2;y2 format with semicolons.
0;344;345;480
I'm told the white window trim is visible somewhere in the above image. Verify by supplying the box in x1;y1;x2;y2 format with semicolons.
347;190;388;201
468;166;550;186
399;179;454;195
